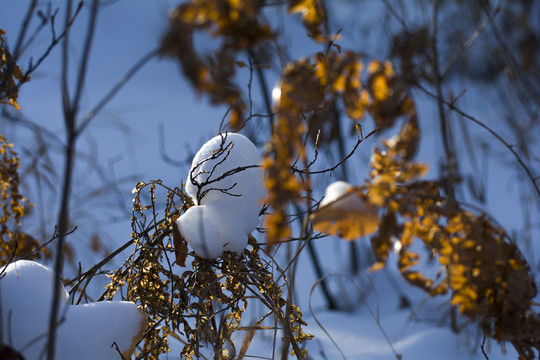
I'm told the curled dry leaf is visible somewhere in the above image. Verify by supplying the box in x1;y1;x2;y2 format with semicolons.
311;182;379;240
0;29;28;110
288;0;327;41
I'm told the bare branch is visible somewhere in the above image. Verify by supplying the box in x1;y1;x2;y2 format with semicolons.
293;127;379;175
76;47;159;137
417;84;540;199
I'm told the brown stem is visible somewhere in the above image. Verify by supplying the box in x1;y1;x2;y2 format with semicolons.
431;0;459;333
46;1;99;359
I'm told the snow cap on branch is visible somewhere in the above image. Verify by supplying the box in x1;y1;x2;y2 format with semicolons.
178;132;265;259
311;180;380;240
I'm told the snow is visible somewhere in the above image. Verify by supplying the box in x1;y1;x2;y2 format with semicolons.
320;181;354;206
234;262;519;360
185;132;263;207
313;181;380;239
177;201;246;258
178;133;265;258
0;260;146;360
302;302;517;360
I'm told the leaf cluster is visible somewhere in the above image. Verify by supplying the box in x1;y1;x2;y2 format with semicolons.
312;96;540;357
264;50;415;245
160;0;274;130
369;134;540;358
0;29;28;110
288;0;326;41
103;180;312;359
160;0;330;132
0;135;44;265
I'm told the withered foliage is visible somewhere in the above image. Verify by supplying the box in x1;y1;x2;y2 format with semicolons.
311;89;540;357
160;0;274;130
160;0;328;130
264;59;318;244
264;51;413;245
0;29;28;110
103;180;312;359
366;60;414;132
157;0;330;244
310;187;380;241
0;135;45;265
104;0;540;358
288;0;327;41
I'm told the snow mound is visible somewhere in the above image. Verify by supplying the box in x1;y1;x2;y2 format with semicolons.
320;180;354;207
178;133;265;258
0;260;146;360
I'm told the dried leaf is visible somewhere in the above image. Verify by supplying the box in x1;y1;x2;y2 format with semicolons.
288;0;327;41
160;0;274;130
1;29;28;110
311;189;379;240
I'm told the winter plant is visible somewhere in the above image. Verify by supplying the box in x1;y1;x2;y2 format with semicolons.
1;0;540;359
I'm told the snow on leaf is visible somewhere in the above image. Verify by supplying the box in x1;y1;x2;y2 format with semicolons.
311;181;380;240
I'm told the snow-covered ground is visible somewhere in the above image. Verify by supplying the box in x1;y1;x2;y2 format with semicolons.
240;260;519;360
300;273;519;360
0;260;145;360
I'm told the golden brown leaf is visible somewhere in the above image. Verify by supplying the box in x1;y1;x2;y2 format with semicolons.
0;135;37;265
1;29;28;110
288;0;327;41
367;60;409;130
160;0;274;130
311;188;379;240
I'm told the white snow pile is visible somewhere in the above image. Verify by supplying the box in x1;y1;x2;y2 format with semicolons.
0;260;146;360
177;132;265;259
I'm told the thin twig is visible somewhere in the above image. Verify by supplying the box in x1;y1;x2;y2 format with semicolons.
21;3;84;81
47;2;99;359
480;335;490;360
248;48;274;131
0;242;19;279
70;0;99;117
440;5;500;79
293;127;379;175
76;47;159;136
381;0;409;31
431;0;458;201
417;84;540;199
68;237;136;294
19;226;77;260
12;0;38;60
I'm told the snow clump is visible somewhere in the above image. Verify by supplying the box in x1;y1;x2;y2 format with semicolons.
177;133;265;258
313;180;380;239
0;260;146;360
320;180;354;207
